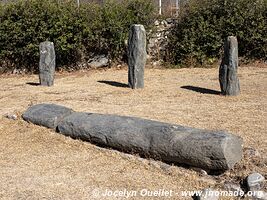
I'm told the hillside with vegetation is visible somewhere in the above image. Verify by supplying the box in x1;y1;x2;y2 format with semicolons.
0;0;266;72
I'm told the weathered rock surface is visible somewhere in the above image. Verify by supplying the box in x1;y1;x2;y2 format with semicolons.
219;36;240;95
4;113;18;120
247;173;265;191
128;24;146;89
22;103;243;171
251;191;267;200
244;147;261;158
88;55;109;68
22;104;73;129
39;41;56;86
57;112;242;171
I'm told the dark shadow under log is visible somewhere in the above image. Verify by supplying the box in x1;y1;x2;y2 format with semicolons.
22;104;243;172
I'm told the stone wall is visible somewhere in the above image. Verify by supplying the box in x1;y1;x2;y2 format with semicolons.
147;18;175;65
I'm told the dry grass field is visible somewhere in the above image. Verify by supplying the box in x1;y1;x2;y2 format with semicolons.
0;64;266;199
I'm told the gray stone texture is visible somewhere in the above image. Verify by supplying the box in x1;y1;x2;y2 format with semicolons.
39;41;56;86
247;173;265;191
57;112;242;171
128;24;147;89
22;104;243;171
219;36;240;95
88;55;109;68
22;104;73;129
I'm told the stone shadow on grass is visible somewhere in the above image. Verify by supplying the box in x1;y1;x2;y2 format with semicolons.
26;82;40;86
181;85;221;95
98;80;129;88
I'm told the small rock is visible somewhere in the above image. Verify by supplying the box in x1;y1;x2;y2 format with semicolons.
148;160;161;169
152;61;161;66
39;41;56;86
224;182;245;197
157;161;172;171
12;68;20;74
120;152;136;160
166;18;173;24
88;55;109;68
191;167;208;175
193;188;219;200
251;191;267;200
154;20;159;26
247;173;265;191
5;114;18;120
198;177;217;185
244;147;261;158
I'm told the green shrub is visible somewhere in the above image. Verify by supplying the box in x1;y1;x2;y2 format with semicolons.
0;0;89;71
90;0;155;61
0;0;155;72
168;0;267;66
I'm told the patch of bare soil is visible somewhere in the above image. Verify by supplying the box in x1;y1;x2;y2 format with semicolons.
0;65;266;199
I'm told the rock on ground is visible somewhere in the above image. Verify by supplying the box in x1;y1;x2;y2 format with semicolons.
128;24;147;89
193;189;219;200
88;55;109;68
224;182;245;197
219;36;240;96
39;41;56;86
22;104;73;129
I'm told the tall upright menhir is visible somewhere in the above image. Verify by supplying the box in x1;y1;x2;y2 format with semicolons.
39;41;56;86
128;24;147;89
219;36;240;96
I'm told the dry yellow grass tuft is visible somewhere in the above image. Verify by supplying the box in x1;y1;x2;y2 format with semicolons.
0;64;266;199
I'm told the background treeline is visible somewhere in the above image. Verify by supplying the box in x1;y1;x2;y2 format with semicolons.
0;0;266;72
0;0;155;72
168;0;267;66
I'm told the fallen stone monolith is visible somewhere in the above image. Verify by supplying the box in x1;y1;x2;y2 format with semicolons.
219;36;240;96
22;104;243;172
39;41;56;86
128;24;147;89
22;104;73;129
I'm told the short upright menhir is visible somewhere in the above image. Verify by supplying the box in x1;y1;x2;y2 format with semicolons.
219;36;240;96
128;24;147;89
39;41;56;86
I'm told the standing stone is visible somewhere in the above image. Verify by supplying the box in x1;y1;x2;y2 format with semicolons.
128;24;147;89
219;36;240;95
57;112;243;171
23;103;243;171
39;41;56;86
22;104;73;129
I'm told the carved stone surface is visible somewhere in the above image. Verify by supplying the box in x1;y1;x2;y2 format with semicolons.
22;104;73;129
57;113;243;171
219;36;240;95
22;103;243;172
39;41;56;86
